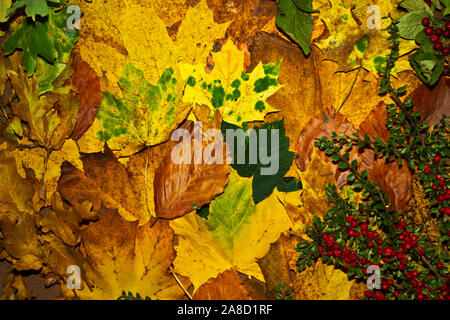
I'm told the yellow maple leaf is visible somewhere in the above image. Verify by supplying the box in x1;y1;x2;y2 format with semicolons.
313;0;417;75
117;0;230;84
61;207;189;300
180;40;281;126
170;170;293;291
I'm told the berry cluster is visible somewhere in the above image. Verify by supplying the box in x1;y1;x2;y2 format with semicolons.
311;198;449;300
423;155;449;217
422;18;450;55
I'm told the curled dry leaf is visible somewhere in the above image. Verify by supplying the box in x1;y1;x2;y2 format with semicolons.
154;120;231;222
65;54;102;140
193;269;249;300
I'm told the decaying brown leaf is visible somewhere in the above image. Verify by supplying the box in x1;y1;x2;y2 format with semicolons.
193;269;249;300
409;77;450;126
65;54;102;140
154;123;230;223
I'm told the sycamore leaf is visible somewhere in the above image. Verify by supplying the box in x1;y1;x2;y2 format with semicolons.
117;0;230;84
94;63;191;156
170;170;293;290
181;40;281;126
60;207;190;300
222;119;295;204
154;130;230;222
313;0;417;75
192;269;249;300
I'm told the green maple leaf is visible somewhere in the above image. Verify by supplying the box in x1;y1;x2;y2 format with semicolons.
221;119;295;204
95;63;191;156
3;4;79;75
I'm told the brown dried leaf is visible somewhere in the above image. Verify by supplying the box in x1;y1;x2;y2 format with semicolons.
408;77;450;126
154;128;230;222
193;269;249;300
207;0;276;46
65;54;102;140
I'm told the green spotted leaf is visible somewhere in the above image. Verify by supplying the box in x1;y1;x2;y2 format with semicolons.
221;119;295;204
180;40;281;126
95;63;191;156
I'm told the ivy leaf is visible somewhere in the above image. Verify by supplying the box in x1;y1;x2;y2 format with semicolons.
222;119;295;204
94;63;191;156
398;10;430;40
180;40;281;126
275;0;314;55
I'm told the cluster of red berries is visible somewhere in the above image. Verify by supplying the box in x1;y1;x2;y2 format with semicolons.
317;207;448;300
421;18;450;55
423;155;449;216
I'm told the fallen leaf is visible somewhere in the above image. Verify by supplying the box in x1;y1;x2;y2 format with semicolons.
193;269;249;300
65;54;102;140
181;39;281;126
408;76;450;126
58;146;150;224
61;206;190;300
312;0;417;75
170;170;293;291
0;273;34;300
207;0;276;46
94;63;191;156
154;126;230;222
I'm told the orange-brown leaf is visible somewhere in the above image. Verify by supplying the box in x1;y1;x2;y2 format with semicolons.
193;269;249;300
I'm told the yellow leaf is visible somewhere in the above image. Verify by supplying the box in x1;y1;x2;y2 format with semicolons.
313;0;417;75
61;207;189;300
181;40;281;126
170;170;293;291
117;0;230;84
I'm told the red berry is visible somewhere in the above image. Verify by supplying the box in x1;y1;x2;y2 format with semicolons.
399;264;405;270
434;41;443;51
443;47;450;55
438;195;445;202
422;18;430;27
367;241;374;248
412;270;419;278
434;155;441;163
360;257;367;264
418;248;425;256
333;243;339;250
417;293;424;300
436;262;444;269
377;238;383;245
430;34;440;42
424;164;431;175
425;27;434;35
424;0;431;6
435;28;443;36
365;290;373;298
382;283;389;290
327;250;333;256
394;291;399;298
446;22;450;30
444;30;450;38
